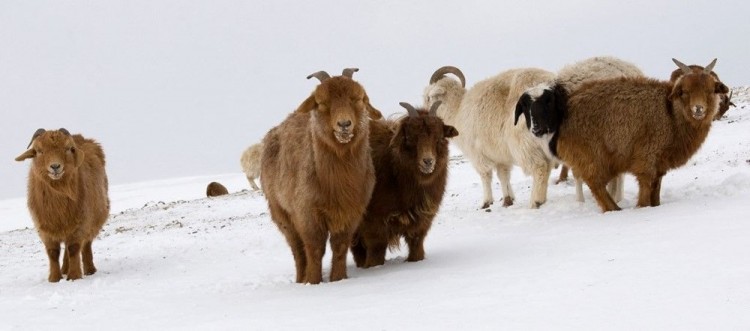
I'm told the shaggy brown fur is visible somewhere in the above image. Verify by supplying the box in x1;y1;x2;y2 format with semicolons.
670;65;734;120
557;60;727;212
351;103;457;268
206;182;229;197
261;69;376;284
15;129;109;282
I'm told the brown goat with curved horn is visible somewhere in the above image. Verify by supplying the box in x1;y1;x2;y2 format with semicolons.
429;66;466;88
351;101;458;268
16;128;109;282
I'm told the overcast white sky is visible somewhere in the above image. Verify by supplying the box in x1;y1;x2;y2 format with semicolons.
1;0;748;200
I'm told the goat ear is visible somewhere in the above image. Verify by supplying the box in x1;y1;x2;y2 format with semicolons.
514;93;532;127
15;149;36;161
296;95;317;113
715;82;729;94
443;125;458;138
363;93;383;119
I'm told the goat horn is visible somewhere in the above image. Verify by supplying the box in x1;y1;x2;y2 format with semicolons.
672;58;692;75
59;128;71;136
728;90;735;107
342;68;359;78
704;58;717;74
429;66;466;88
429;101;442;116
26;128;46;149
306;71;331;83
399;102;420;118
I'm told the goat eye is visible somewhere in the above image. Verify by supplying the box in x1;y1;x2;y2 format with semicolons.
70;147;76;153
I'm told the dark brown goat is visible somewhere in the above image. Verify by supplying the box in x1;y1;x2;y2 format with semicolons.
261;68;377;284
206;182;229;197
670;65;734;120
351;102;458;268
15;128;109;282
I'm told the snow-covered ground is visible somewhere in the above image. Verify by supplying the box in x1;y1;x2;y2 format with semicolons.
0;92;748;330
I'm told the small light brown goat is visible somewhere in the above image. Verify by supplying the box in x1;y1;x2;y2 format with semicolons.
261;68;379;284
240;142;263;191
15;128;109;282
206;181;229;197
351;101;458;268
516;58;728;212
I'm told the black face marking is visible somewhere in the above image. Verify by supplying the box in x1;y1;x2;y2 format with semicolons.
528;89;557;137
514;93;532;129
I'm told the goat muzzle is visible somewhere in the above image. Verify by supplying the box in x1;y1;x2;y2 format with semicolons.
420;158;436;174
692;105;707;120
334;129;354;144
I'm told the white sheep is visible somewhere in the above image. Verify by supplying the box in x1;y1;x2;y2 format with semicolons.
424;66;557;209
240;142;263;191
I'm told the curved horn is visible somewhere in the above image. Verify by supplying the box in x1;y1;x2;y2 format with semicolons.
728;90;736;107
342;68;359;79
26;128;46;149
672;58;692;75
429;101;442;116
59;128;71;136
429;66;466;88
306;71;331;83
399;102;420;118
704;58;717;74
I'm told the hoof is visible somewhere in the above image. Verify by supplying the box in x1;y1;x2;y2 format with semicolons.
66;274;82;281
481;201;493;209
502;196;514;207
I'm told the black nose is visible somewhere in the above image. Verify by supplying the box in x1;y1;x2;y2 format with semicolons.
422;158;434;167
338;120;352;129
50;163;61;171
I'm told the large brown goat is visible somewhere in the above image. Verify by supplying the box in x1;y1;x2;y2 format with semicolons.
15;128;109;282
516;58;728;212
351;102;457;268
670;65;735;120
261;68;378;284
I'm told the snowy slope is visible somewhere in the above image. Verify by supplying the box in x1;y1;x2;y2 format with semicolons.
0;91;748;330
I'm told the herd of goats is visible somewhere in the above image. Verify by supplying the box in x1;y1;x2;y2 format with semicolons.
14;56;735;284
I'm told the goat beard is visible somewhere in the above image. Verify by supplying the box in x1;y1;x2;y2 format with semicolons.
419;164;435;174
334;130;354;144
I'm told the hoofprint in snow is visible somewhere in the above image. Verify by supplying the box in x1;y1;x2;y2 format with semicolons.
1;91;749;330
